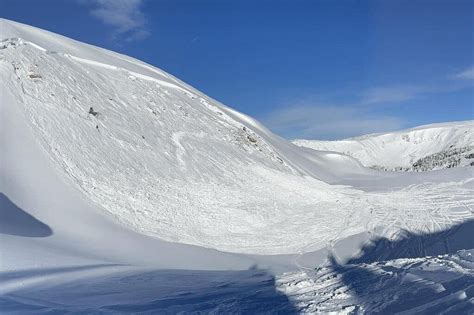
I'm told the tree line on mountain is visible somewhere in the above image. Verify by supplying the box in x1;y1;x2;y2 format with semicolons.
370;146;474;172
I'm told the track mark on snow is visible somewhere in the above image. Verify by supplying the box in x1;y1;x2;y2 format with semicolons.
171;131;205;171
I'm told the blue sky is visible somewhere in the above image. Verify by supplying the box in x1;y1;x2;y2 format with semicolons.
1;0;473;139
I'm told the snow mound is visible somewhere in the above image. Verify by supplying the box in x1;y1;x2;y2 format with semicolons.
294;121;474;171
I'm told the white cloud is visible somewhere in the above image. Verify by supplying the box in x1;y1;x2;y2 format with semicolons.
262;104;403;140
452;66;474;80
361;85;422;104
85;0;149;42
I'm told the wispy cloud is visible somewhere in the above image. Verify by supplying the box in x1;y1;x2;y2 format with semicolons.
262;103;403;140
360;66;474;106
361;85;423;104
262;64;474;140
452;66;474;80
84;0;149;42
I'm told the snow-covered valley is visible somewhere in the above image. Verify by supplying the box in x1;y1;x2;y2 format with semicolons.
1;18;473;313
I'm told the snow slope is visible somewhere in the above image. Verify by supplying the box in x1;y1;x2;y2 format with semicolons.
294;121;474;170
0;18;373;255
1;18;474;313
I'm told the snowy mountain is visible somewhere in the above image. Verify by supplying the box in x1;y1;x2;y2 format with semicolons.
0;18;374;256
1;18;473;313
294;121;474;171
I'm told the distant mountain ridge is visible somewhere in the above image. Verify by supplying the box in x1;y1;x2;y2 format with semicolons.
293;121;474;171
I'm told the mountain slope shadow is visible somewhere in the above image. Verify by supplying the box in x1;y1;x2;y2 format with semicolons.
0;193;52;237
327;219;474;313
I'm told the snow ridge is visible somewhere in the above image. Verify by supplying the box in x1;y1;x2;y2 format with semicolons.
294;121;474;170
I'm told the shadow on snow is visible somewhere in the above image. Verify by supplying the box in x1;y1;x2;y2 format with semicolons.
0;193;52;237
0;267;298;314
328;219;474;313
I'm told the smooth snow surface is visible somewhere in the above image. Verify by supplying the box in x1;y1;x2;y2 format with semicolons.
294;121;474;169
1;18;473;313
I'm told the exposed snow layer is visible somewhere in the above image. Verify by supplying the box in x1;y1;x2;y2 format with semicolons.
294;121;474;169
1;18;474;313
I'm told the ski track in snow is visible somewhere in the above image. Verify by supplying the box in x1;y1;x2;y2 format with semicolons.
171;131;206;171
290;180;474;269
368;181;474;234
284;182;474;313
